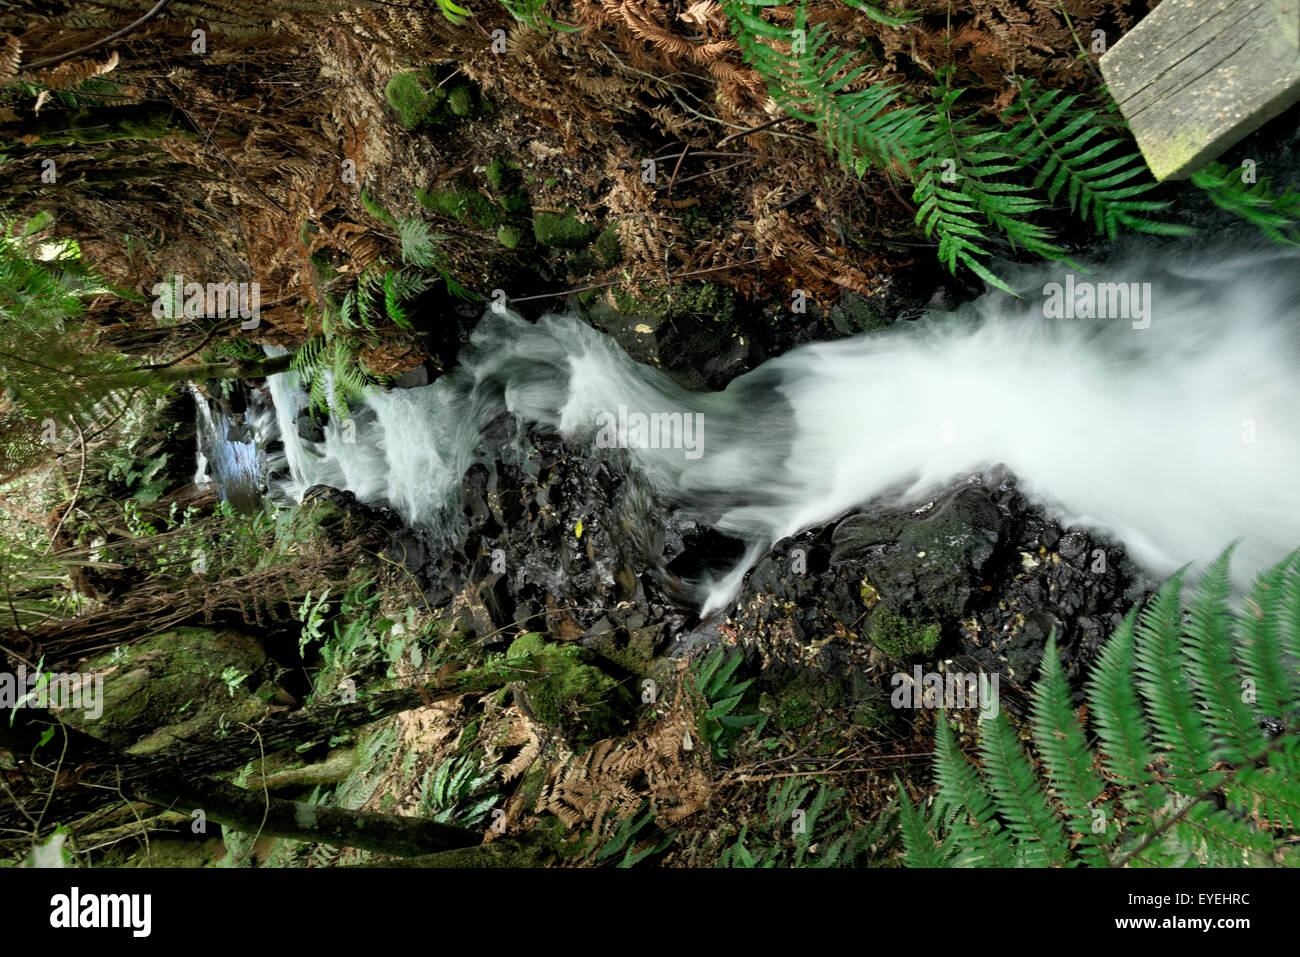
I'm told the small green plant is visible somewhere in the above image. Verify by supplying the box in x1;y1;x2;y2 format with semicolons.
716;779;892;867
1190;161;1300;246
690;646;766;759
901;547;1300;867
435;0;472;25
396;216;477;301
418;753;499;827
220;666;249;698
498;0;584;32
587;800;676;866
868;606;941;659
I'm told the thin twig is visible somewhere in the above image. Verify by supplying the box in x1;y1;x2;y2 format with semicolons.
717;114;793;147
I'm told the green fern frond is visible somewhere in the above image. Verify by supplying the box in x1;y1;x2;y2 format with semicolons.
1029;636;1109;865
498;0;583;32
904;548;1300;868
1000;81;1194;240
1190;162;1300;245
838;0;920;27
723;2;933;173
913;82;1075;294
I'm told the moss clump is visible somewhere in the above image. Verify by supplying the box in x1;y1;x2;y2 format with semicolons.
61;627;283;754
447;84;475;117
506;632;631;745
593;226;623;267
417;187;504;228
777;693;815;730
868;606;942;659
496;223;526;249
384;70;447;130
827;290;888;335
485;158;515;193
612;280;737;324
485;159;531;215
533;210;597;248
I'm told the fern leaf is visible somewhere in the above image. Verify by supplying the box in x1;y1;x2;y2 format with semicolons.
1000;82;1194;240
1133;572;1219;796
932;718;1016;866
1085;607;1157;807
1030;635;1109;865
978;708;1071;866
1184;546;1260;764
1190;161;1300;245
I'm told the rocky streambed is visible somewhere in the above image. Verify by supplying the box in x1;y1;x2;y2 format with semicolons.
298;281;1159;741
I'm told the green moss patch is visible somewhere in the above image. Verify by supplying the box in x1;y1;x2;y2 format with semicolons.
384;70;447;130
593;226;623;267
533;210;597;248
506;632;632;745
868;606;942;659
496;222;527;249
417;187;504;228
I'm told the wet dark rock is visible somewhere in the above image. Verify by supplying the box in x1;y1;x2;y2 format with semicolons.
718;469;1156;711
296;409;326;443
832;481;1007;623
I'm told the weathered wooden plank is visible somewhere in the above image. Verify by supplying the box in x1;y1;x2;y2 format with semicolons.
1276;0;1299;49
1100;0;1300;181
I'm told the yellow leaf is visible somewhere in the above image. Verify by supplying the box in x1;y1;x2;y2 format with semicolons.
575;520;583;539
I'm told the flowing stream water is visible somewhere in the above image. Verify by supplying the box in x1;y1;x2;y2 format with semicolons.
225;242;1300;614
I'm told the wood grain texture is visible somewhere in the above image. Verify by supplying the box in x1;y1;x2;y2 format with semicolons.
1101;0;1300;180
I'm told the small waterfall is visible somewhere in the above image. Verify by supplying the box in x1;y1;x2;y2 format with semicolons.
261;241;1300;614
190;383;265;512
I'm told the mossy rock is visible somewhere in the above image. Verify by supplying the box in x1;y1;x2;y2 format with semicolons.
610;280;737;324
60;627;287;754
384;70;447;130
867;606;942;659
417;187;504;228
583;624;660;677
485;158;518;193
507;632;633;745
827;290;888;335
496;222;527;249
533;210;598;249
447;84;475;116
593;226;623;267
486;160;531;215
775;691;815;731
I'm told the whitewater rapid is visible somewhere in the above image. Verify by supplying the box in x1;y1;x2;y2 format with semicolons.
263;243;1300;615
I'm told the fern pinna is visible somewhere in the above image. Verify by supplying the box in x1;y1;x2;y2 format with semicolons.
901;547;1300;867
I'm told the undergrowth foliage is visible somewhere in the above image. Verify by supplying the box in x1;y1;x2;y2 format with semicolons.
716;779;894;867
901;548;1300;867
719;3;1252;291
